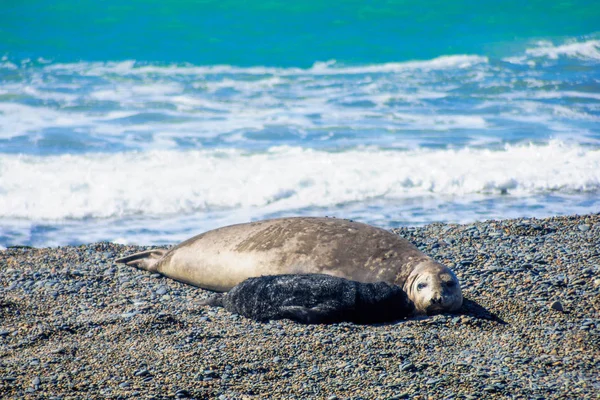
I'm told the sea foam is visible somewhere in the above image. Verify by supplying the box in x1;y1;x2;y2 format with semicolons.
1;141;598;221
526;39;600;60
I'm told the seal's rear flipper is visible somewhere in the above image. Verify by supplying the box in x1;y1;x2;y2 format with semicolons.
115;249;168;272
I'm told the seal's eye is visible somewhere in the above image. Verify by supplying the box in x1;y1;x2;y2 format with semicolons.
417;282;427;291
445;281;456;287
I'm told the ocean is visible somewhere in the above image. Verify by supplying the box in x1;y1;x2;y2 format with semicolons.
1;1;599;247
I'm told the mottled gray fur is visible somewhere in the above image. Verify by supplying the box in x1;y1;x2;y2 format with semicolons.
201;274;415;324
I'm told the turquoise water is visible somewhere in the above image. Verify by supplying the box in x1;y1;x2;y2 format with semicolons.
3;0;599;66
1;2;600;247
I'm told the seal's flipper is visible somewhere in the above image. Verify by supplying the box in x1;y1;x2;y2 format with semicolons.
280;304;341;324
198;294;225;308
279;306;316;323
115;249;167;272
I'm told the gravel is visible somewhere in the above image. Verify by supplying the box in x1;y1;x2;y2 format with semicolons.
1;213;599;399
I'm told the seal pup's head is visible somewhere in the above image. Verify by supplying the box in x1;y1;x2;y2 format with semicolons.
403;260;463;315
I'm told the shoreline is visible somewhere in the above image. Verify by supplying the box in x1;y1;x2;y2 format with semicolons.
1;213;599;399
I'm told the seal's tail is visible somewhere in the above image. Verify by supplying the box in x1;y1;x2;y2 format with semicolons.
198;294;225;308
115;249;168;272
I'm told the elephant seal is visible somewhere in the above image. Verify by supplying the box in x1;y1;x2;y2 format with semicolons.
200;273;415;324
116;217;462;314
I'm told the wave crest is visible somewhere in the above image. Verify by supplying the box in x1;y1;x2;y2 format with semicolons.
1;141;599;221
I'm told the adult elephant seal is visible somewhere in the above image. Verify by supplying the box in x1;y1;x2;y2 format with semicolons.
116;217;462;314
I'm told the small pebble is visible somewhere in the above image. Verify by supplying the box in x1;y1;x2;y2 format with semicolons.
400;362;415;372
388;393;409;399
121;311;139;318
134;368;149;377
550;301;564;312
579;325;590;331
155;286;168;295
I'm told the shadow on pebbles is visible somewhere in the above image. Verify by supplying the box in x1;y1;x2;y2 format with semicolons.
1;214;599;399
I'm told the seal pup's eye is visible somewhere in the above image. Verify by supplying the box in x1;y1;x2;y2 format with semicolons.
417;282;427;291
445;281;456;287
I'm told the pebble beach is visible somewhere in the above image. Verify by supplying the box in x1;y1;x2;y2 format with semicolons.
1;214;599;399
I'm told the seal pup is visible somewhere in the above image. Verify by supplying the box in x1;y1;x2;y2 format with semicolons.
200;273;415;324
116;217;462;314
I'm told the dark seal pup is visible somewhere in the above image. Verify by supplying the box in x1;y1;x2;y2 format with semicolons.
200;273;415;324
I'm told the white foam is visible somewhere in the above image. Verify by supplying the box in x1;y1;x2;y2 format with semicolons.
0;74;485;143
8;49;596;148
389;113;487;130
526;39;600;60
0;103;91;139
89;82;185;102
306;55;489;74
1;141;598;221
505;38;600;64
532;91;600;102
39;55;488;78
0;61;18;70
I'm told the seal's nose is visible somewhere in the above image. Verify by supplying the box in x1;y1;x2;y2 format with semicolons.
431;295;442;304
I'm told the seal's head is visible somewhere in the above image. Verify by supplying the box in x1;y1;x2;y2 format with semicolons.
404;260;463;315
